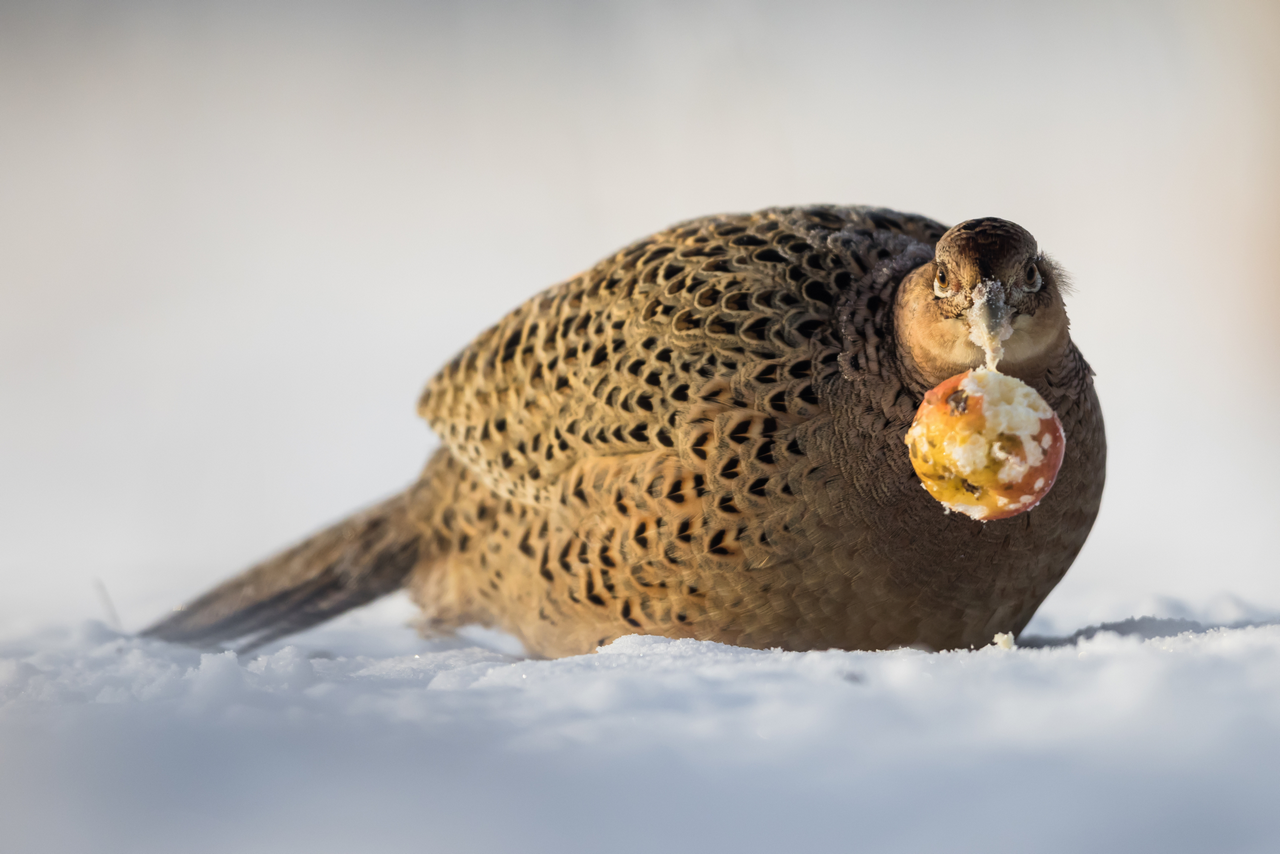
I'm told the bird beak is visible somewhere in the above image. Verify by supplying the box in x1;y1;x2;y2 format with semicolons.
965;279;1013;370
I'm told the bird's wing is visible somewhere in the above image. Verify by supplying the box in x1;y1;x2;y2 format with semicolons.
417;205;941;506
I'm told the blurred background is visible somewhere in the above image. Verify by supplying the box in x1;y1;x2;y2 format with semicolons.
1;0;1277;640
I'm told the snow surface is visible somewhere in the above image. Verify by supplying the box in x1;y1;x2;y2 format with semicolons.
3;596;1280;854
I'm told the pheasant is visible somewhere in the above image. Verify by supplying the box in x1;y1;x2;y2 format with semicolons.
144;206;1106;657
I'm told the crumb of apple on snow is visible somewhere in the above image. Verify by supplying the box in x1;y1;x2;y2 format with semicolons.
904;368;1065;521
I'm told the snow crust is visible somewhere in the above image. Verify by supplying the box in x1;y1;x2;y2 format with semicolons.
3;608;1280;854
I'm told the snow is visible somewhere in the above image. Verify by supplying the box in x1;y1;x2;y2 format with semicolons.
3;596;1280;854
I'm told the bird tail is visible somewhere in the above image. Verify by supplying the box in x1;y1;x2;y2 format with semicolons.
142;490;424;653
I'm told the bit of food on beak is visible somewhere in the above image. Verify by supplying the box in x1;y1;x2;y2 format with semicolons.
965;279;1013;371
904;368;1065;521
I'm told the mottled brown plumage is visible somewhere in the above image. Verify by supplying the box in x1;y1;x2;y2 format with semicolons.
145;206;1105;657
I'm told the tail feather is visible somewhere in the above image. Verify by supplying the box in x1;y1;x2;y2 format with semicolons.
142;492;422;653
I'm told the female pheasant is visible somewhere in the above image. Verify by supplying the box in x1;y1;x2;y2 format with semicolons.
145;206;1106;657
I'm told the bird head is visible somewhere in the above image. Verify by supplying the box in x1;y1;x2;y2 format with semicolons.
893;217;1071;386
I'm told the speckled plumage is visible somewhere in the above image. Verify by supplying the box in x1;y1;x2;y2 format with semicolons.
145;205;1105;657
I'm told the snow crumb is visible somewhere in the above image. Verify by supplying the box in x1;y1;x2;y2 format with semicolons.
3;615;1280;854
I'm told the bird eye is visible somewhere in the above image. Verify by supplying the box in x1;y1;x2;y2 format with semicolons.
1023;263;1041;292
933;267;950;298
